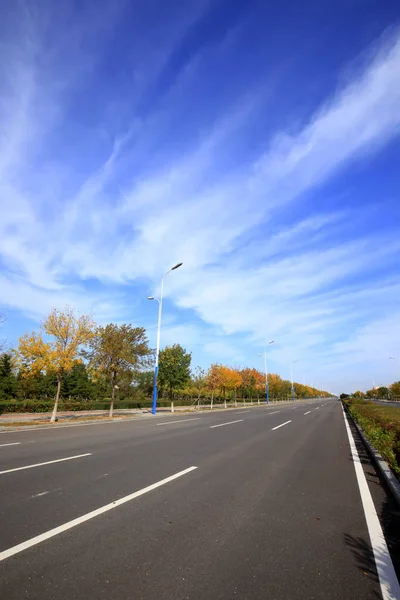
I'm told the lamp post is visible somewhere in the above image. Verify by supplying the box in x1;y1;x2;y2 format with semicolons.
148;262;183;415
290;360;299;402
259;341;274;404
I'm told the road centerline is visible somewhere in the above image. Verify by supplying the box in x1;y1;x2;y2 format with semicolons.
0;466;198;562
156;418;201;426
210;419;243;429
0;442;21;447
272;420;292;430
304;411;311;415
268;411;280;415
0;453;92;475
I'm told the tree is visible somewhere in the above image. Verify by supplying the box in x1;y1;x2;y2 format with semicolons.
376;386;389;400
219;366;242;408
240;368;257;401
0;353;17;399
192;366;207;408
87;324;151;417
62;362;91;399
16;307;95;422
133;370;154;398
352;391;364;398
158;344;191;412
206;364;222;409
390;381;400;399
340;393;350;399
242;368;264;404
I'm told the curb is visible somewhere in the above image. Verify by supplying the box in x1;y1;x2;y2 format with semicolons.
343;402;400;509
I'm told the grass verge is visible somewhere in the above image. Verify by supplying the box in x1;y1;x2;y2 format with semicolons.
345;399;400;476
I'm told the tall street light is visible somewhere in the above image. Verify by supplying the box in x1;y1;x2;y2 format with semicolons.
148;262;183;415
290;360;299;402
259;341;274;404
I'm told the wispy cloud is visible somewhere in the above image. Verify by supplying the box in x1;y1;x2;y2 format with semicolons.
1;3;400;392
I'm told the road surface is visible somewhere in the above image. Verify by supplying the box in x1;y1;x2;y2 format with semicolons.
371;400;400;409
0;399;399;599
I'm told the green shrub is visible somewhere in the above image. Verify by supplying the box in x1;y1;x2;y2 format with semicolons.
344;399;400;475
0;398;175;414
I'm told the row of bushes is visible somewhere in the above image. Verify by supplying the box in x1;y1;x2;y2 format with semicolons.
0;396;305;414
344;399;400;476
0;400;170;413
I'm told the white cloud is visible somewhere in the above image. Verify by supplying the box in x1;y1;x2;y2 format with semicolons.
1;13;400;393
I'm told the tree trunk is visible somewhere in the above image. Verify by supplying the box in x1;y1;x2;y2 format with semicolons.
224;397;227;409
257;395;260;405
234;389;237;408
50;376;61;423
211;392;214;409
171;400;174;413
109;381;115;418
243;396;246;407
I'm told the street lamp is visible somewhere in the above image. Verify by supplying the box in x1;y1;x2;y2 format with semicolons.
290;360;299;402
148;262;183;415
259;341;274;404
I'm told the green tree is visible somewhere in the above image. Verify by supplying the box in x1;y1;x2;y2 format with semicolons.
158;344;191;411
62;362;91;399
86;324;152;417
377;386;389;399
0;353;17;399
133;370;154;398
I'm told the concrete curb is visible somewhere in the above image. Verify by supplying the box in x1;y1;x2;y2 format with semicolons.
343;402;400;509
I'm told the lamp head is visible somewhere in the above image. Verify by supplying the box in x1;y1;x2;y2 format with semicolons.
171;262;183;270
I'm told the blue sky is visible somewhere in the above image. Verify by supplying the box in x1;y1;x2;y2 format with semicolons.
1;0;400;394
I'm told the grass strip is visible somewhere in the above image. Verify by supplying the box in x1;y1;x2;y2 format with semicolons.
345;399;400;476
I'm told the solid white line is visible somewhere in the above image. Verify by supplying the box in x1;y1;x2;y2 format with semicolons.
272;420;292;430
304;411;311;415
0;466;197;562
210;419;243;429
268;411;280;415
341;405;400;600
32;491;50;498
316;407;320;410
0;442;21;447
156;418;201;426
0;453;92;475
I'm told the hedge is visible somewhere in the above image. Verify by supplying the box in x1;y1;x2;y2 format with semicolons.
0;399;173;414
0;395;309;415
345;399;400;476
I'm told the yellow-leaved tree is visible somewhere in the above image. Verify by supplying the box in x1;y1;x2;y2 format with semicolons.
16;307;95;422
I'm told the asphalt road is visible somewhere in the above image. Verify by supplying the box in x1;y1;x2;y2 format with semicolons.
371;400;400;409
0;400;399;600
